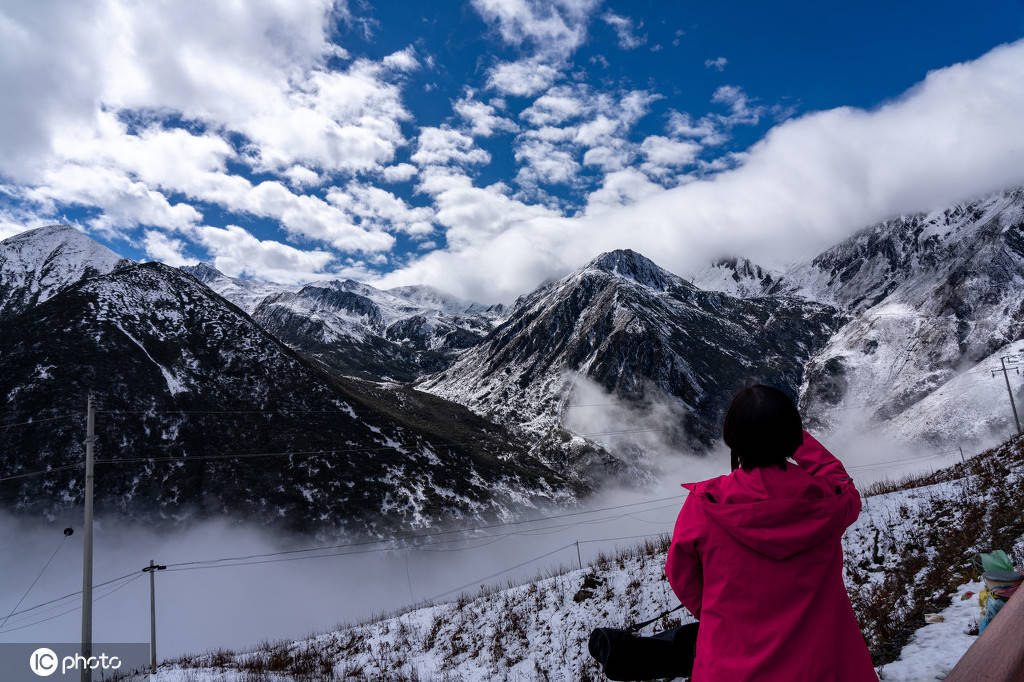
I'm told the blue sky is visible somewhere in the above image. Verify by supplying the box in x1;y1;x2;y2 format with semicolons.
1;1;1023;299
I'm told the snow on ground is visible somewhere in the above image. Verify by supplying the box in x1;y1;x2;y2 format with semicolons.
877;580;982;681
135;437;1024;681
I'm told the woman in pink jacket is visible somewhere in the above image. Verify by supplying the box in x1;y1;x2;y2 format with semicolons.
666;385;878;681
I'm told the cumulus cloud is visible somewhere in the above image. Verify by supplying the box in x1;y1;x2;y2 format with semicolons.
486;58;562;97
472;0;602;97
411;127;491;167
382;46;420;72
601;12;647;50
375;39;1024;303
381;163;418;183
0;1;415;179
454;93;519;137
512;85;662;191
143;230;195;267
195;224;335;283
328;183;435;236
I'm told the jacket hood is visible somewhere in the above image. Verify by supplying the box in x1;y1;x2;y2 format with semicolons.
682;466;846;561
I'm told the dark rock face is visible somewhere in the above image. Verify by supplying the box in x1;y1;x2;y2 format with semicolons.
0;262;579;534
422;249;840;452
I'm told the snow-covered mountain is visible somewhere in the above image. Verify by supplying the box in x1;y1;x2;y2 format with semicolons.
688;256;780;298
782;188;1024;447
419;249;839;463
0;224;129;319
0;236;580;533
183;264;504;382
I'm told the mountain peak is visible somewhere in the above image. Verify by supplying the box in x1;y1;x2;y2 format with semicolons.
584;249;682;291
1;224;127;318
180;262;225;282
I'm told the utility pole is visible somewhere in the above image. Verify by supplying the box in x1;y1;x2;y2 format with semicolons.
576;540;582;570
81;394;95;682
142;560;167;674
994;356;1022;437
959;446;965;464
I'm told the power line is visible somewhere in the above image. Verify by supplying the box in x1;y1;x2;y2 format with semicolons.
160;494;684;570
425;543;576;602
4;570;142;621
0;574;143;635
0;532;71;628
0;462;85;482
0;414;74;431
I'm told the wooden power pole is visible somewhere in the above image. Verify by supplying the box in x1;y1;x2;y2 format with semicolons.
81;394;95;682
142;560;167;674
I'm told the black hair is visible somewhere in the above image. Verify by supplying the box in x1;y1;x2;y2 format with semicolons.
722;384;803;471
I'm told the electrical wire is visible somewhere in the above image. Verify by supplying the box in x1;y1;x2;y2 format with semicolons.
0;415;75;431
0;462;84;482
3;570;142;620
0;533;71;628
160;494;684;570
425;543;576;602
0;574;143;635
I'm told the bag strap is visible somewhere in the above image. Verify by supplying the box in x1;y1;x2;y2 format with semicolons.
627;604;685;632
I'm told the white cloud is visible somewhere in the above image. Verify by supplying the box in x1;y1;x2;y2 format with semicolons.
472;0;602;97
454;93;519;137
486;58;562;97
704;56;728;71
512;85;661;189
328;183;435;235
143;230;195;267
376;39;1024;303
514;140;581;185
601;12;646;50
382;46;420;72
711;85;762;126
411;126;491;167
283;165;321;188
520;86;587;126
666;110;725;145
381;163;418;183
639;136;701;167
0;1;417;179
584;168;663;216
195;224;335;283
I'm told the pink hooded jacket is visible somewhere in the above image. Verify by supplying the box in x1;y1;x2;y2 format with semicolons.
666;431;877;681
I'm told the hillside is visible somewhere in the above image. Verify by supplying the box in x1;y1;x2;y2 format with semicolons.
0;259;581;534
143;434;1024;681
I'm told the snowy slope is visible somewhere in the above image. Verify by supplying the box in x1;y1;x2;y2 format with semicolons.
0;224;128;319
687;257;781;298
146;434;1024;681
183;263;504;382
791;189;1024;448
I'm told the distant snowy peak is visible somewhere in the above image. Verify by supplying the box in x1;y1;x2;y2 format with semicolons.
386;284;502;316
689;257;780;298
584;248;687;292
0;224;129;319
180;262;288;314
769;187;1024;312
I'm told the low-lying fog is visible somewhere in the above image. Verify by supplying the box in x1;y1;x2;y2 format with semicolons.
0;425;985;660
